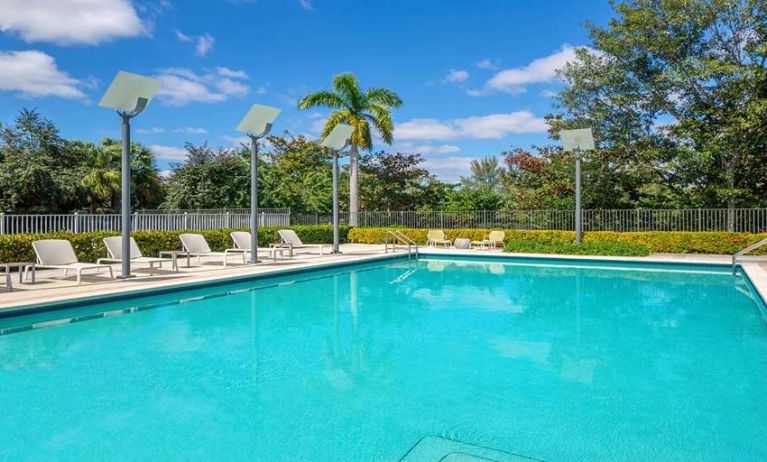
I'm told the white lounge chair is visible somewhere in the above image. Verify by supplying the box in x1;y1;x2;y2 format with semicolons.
230;231;286;261
275;229;332;257
32;239;114;284
471;230;506;250
179;233;246;267
98;237;177;275
427;230;452;247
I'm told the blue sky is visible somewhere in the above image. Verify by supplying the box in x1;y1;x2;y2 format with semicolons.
0;0;614;180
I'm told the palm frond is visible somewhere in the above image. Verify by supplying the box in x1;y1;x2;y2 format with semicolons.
366;104;395;144
297;90;347;110
352;117;373;151
364;87;403;108
321;110;352;139
332;73;363;111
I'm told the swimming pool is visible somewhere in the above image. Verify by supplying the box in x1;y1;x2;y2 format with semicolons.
1;255;766;461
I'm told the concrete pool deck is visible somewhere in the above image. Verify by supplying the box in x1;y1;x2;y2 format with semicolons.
1;244;766;313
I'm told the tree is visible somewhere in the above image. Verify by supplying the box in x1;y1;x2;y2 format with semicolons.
162;144;250;209
551;0;767;222
259;134;334;212
98;139;165;210
0;109;80;212
80;143;120;212
297;73;403;225
359;151;449;211
448;156;506;211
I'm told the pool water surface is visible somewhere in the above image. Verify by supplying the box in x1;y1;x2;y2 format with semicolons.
1;256;766;461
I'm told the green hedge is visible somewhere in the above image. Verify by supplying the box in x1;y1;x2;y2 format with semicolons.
347;227;767;255
0;225;348;263
504;239;651;256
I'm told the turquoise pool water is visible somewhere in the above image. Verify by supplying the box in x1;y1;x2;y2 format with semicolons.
1;256;766;461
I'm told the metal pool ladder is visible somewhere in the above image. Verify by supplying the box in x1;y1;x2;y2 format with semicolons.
385;230;419;260
732;237;767;275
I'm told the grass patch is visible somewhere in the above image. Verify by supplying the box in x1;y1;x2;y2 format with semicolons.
504;239;651;257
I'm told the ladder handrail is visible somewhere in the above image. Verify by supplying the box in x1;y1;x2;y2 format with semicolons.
384;230;419;260
732;237;767;275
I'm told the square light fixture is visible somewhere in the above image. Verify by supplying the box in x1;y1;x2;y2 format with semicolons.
560;128;595;152
99;71;161;113
236;104;281;135
321;124;354;150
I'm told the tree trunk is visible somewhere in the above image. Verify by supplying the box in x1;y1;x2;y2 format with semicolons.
349;143;359;227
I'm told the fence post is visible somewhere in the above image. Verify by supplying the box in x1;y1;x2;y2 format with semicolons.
134;211;139;231
73;212;79;233
226;211;231;228
0;212;4;235
184;212;189;230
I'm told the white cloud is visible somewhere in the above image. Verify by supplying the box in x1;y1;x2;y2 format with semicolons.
485;44;587;94
442;69;469;84
158;169;172;178
174;29;192;42
176;30;216;57
155;67;250;106
136;127;166;134
394;142;460;154
395;119;456;141
465;88;488;97
137;126;209;135
394;111;547;141
299;0;314;10
216;67;248;79
222;135;250;147
0;50;85;99
454;112;548;138
421;156;476;182
477;58;500;70
539;89;559;98
149;145;188;160
175;127;208;135
195;33;215;57
0;0;145;45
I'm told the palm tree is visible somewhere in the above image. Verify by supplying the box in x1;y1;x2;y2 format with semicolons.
81;144;120;212
298;73;402;225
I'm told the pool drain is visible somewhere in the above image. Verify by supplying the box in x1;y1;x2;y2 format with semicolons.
399;436;545;462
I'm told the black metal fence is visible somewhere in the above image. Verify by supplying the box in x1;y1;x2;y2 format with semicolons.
290;209;767;233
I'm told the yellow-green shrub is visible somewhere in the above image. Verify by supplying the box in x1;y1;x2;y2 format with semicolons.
347;227;767;255
0;225;348;263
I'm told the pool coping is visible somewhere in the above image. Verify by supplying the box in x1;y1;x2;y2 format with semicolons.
2;247;766;318
0;251;407;316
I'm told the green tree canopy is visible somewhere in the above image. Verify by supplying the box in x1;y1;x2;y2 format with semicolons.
550;0;767;211
161;144;250;210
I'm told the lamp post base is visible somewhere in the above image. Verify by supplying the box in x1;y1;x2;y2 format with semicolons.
117;274;137;280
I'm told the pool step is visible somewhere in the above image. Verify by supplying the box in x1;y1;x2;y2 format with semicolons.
399;436;544;462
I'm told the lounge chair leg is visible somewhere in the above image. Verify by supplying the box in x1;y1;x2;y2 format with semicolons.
77;270;82;285
109;267;114;279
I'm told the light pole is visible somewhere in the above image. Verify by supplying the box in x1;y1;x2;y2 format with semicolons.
560;128;595;244
99;71;161;278
236;104;281;263
321;124;354;254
